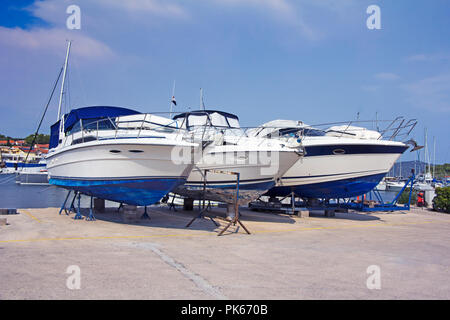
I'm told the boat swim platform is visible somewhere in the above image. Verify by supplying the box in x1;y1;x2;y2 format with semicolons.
1;205;450;299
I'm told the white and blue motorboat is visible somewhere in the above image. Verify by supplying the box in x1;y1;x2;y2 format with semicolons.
247;119;413;199
46;106;198;206
45;41;198;206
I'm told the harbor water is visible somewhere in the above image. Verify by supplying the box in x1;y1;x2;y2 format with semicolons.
0;174;117;209
1;173;401;209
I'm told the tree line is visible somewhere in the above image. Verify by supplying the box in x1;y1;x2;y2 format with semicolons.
0;133;50;146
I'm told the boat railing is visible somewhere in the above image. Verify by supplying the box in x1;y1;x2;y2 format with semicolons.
241;117;418;143
62;114;192;147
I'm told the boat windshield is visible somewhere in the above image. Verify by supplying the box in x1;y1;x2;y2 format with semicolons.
66;118;116;135
266;127;326;138
174;110;240;130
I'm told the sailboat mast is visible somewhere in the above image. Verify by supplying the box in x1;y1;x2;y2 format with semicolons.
433;136;436;178
57;40;71;121
169;80;176;118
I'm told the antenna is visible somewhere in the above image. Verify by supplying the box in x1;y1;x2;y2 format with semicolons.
200;88;205;110
57;40;71;121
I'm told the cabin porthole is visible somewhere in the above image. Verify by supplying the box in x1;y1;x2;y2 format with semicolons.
332;149;346;155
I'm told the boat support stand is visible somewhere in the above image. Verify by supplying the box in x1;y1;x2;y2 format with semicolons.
59;190;72;215
216;171;250;236
185;169;219;228
141;206;150;219
73;192;83;220
86;196;96;221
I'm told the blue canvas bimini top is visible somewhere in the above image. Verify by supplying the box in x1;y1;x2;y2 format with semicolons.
49;106;141;149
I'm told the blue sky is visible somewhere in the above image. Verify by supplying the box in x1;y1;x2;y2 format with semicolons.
0;0;449;163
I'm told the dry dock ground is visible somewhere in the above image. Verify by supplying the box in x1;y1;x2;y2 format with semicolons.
0;204;449;299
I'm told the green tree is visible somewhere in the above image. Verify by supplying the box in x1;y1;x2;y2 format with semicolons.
433;187;450;213
24;134;50;145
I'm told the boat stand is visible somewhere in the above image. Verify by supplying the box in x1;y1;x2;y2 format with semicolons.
86;196;96;221
59;190;77;215
141;206;150;219
185;169;219;228
168;194;177;211
68;192;77;214
59;190;72;215
341;172;416;212
216;171;250;236
73;192;84;220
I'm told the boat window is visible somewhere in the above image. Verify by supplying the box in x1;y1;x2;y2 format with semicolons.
303;128;326;137
209;112;229;127
226;117;240;128
67;121;82;135
83;118;116;131
188;115;208;127
67;118;116;135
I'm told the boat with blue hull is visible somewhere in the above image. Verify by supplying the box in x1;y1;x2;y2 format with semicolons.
46;107;198;206
266;172;388;199
49;176;185;206
248;120;414;199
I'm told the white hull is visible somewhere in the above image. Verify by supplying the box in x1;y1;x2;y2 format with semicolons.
176;149;301;204
47;139;193;181
280;138;406;187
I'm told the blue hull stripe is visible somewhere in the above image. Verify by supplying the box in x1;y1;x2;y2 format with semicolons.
304;144;408;157
49;177;186;206
267;173;386;199
186;177;273;185
50;175;185;181
283;169;380;180
185;180;275;191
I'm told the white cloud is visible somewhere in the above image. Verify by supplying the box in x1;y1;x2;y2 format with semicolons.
29;0;188;27
209;0;320;40
405;53;450;62
374;72;400;81
0;26;113;60
101;0;187;17
403;74;450;113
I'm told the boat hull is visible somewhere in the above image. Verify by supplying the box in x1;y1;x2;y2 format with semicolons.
50;177;186;206
174;150;300;205
47;140;195;206
268;142;408;199
267;172;386;199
